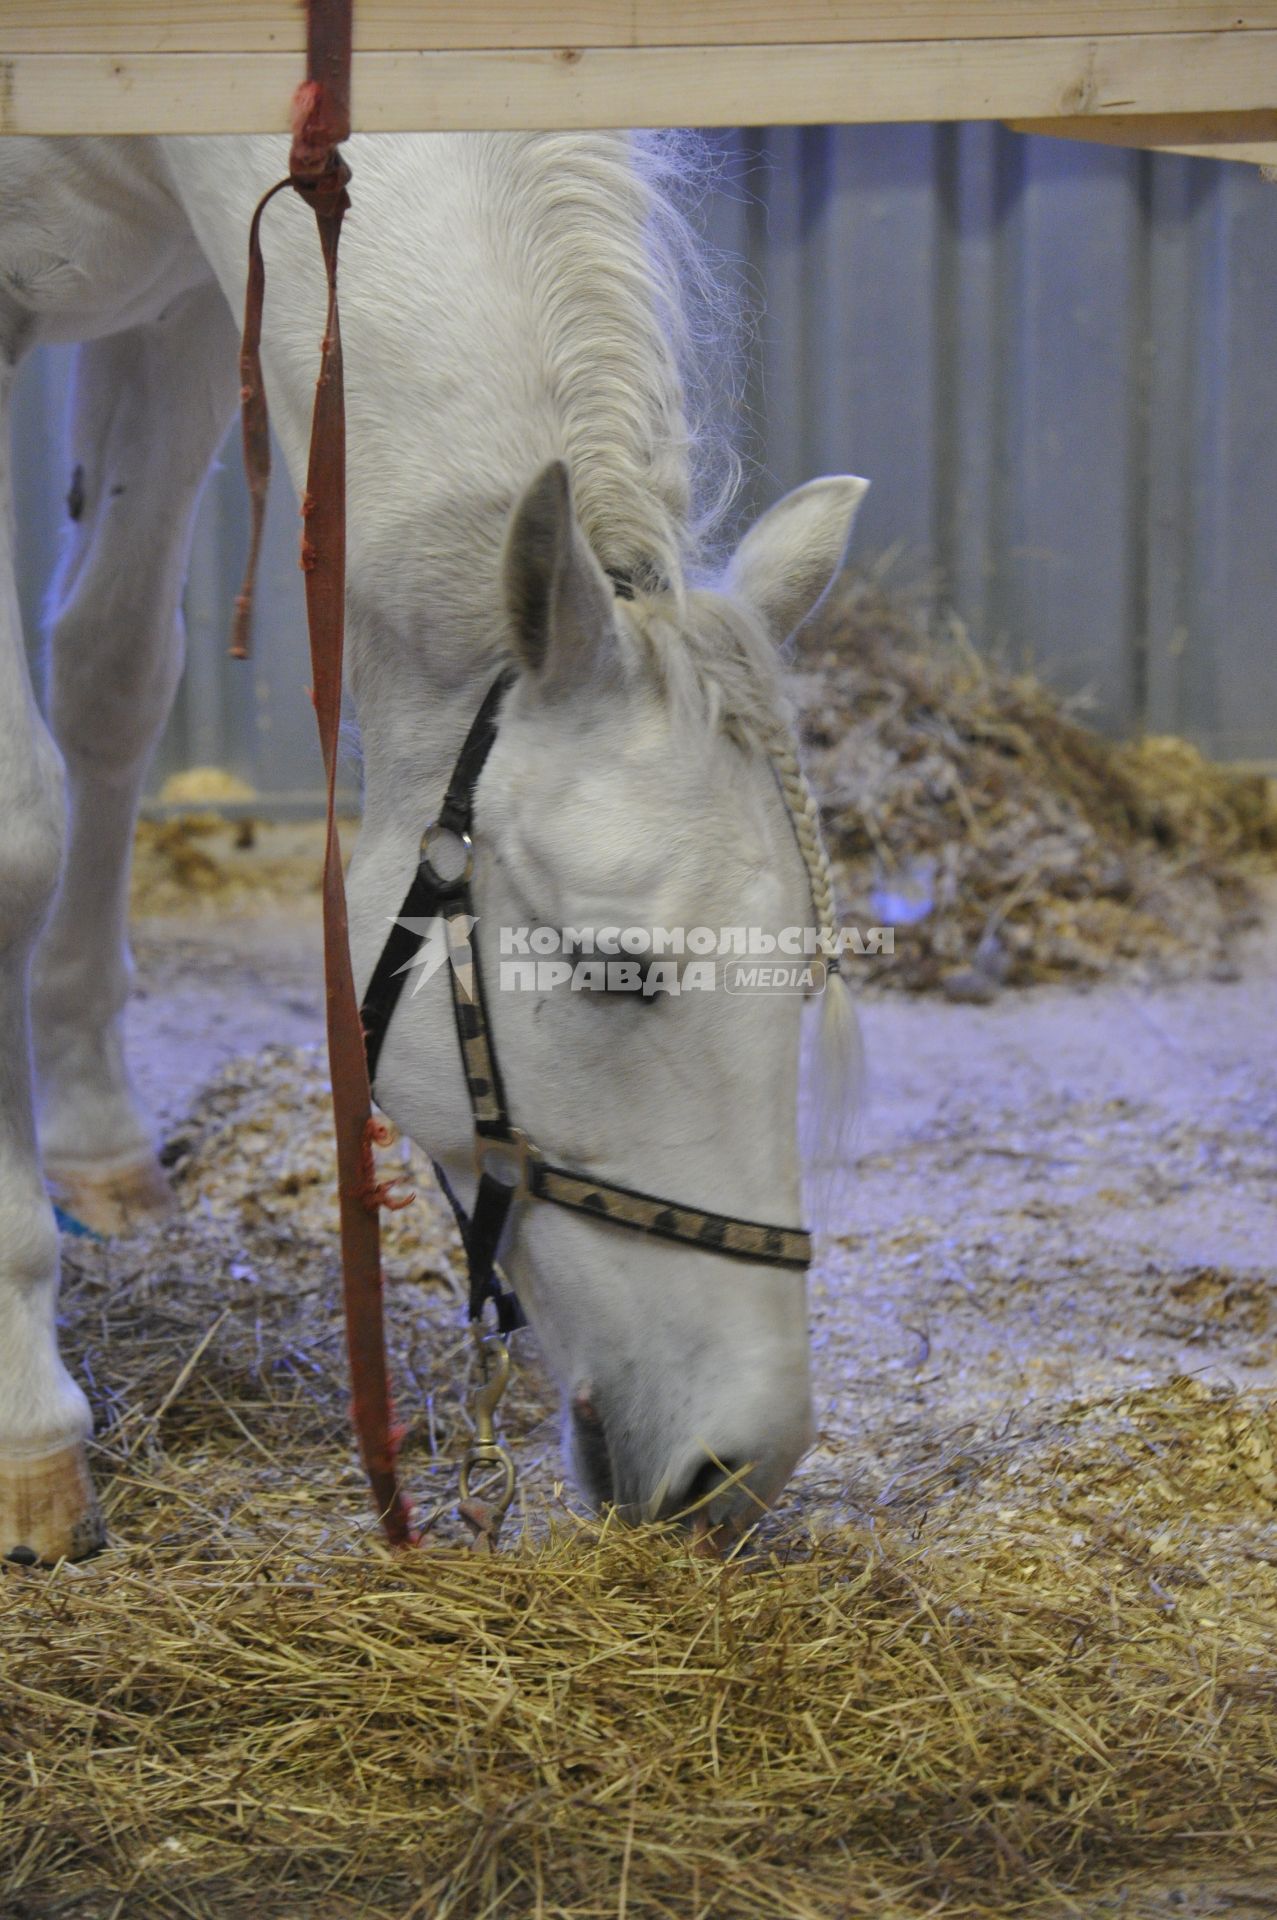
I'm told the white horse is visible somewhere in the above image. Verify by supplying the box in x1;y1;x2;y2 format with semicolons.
0;132;866;1562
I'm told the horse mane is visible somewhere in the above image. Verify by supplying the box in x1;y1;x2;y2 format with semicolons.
481;133;863;1235
478;130;741;600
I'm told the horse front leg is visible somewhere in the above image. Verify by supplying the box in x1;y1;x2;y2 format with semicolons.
0;355;103;1564
31;282;239;1237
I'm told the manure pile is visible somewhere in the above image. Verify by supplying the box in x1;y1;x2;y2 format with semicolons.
3;1048;1276;1918
794;576;1277;992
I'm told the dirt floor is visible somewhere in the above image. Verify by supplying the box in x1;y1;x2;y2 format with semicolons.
8;874;1274;1918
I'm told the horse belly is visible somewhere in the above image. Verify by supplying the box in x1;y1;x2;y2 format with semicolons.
0;137;212;354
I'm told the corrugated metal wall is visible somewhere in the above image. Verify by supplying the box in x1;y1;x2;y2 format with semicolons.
705;125;1277;762
12;126;1277;802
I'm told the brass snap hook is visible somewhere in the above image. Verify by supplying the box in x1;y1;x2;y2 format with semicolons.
458;1329;516;1522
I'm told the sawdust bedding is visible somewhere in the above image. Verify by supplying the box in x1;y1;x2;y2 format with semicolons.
3;1040;1275;1918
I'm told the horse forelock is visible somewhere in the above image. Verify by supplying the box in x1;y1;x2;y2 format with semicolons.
622;585;789;758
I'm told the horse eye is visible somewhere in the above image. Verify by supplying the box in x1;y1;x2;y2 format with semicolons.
579;956;665;1001
604;957;661;1000
555;938;668;1002
576;956;650;999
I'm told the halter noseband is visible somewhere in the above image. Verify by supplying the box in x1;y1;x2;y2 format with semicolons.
359;669;814;1337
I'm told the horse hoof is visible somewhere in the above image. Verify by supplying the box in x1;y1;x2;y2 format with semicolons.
0;1443;105;1566
45;1151;174;1238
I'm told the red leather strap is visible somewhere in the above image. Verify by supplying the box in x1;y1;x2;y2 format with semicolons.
231;2;416;1549
229;180;288;662
289;0;352;175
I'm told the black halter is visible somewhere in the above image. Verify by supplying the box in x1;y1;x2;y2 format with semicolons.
359;670;813;1335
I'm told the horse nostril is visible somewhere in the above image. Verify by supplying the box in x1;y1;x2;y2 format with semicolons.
671;1455;743;1522
570;1388;615;1507
572;1387;603;1429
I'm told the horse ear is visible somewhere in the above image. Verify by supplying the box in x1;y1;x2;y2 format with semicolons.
725;475;869;643
503;460;616;694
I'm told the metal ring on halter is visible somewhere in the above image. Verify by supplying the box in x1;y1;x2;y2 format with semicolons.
474;1125;541;1200
418;820;474;887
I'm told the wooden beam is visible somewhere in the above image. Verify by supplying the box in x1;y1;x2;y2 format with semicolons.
5;2;1277;56
4;32;1277;136
1008;110;1277;167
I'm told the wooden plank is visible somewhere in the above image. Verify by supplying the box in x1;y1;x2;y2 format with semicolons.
1009;111;1277;165
5;33;1277;136
5;1;1277;56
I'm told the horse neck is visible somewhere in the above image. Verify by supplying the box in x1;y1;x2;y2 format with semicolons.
344;586;506;849
229;129;691;838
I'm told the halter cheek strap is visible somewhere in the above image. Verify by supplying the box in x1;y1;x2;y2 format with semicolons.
359;670;814;1336
361;671;528;1335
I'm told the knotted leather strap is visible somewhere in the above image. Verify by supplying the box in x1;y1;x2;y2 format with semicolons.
232;1;415;1549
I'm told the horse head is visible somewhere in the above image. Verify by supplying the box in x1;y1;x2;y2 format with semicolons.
369;457;867;1530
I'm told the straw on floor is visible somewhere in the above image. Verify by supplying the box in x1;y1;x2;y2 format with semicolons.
7;580;1277;1915
3;1043;1274;1917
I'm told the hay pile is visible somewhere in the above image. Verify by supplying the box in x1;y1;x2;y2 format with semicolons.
4;1380;1275;1917
130;815;343;917
156;768;258;808
3;1047;1276;1917
795;576;1277;991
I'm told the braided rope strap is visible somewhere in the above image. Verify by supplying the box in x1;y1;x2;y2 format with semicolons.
769;731;843;978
